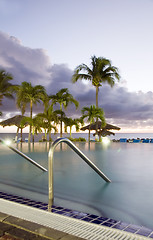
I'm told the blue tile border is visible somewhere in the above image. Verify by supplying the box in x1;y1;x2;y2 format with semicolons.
0;191;153;238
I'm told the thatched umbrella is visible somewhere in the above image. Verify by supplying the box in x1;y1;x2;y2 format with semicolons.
80;121;120;140
0;115;27;142
0;115;25;127
80;121;120;131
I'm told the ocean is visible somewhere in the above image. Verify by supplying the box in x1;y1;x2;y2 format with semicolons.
1;132;153;142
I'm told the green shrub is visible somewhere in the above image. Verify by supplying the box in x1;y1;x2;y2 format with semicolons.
68;137;86;142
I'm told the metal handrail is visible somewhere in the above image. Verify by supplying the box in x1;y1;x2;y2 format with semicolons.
48;138;111;211
0;138;47;172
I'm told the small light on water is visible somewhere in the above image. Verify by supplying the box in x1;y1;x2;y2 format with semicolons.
101;137;110;146
4;139;12;146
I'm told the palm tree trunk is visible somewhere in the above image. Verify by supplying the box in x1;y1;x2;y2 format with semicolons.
96;86;99;108
15;127;19;142
96;86;99;135
88;126;91;142
20;127;23;142
32;127;34;143
60;103;63;138
49;131;52;142
28;100;33;142
60;120;62;137
45;129;47;140
30;100;33;118
28;127;31;142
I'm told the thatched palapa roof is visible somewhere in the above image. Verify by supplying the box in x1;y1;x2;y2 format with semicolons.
80;121;120;137
0;115;26;128
80;121;120;131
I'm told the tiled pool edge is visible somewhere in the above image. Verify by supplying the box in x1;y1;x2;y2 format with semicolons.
0;191;153;239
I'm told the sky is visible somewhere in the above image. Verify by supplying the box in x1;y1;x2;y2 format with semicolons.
0;0;153;133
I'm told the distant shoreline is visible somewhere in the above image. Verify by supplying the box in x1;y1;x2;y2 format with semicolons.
1;132;153;143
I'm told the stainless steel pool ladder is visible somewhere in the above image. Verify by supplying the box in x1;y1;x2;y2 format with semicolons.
48;138;111;211
0;138;47;172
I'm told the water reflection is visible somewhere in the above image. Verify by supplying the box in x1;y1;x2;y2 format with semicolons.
13;141;115;153
16;142;51;153
1;141;153;228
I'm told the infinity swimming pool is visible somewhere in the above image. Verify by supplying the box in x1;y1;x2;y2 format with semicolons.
0;141;153;229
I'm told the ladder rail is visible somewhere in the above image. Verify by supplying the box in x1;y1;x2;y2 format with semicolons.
0;138;47;172
48;138;111;211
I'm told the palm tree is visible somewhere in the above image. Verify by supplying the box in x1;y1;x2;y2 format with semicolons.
72;55;120;107
14;82;47;142
64;117;82;138
13;84;27;142
0;69;14;107
54;109;67;137
21;116;43;143
81;105;106;142
36;105;58;142
17;82;47;118
50;88;79;137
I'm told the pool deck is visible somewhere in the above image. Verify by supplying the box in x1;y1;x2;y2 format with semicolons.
0;210;152;240
0;198;152;240
0;192;153;240
0;211;83;240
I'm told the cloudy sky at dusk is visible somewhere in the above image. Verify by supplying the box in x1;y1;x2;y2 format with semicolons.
0;0;153;133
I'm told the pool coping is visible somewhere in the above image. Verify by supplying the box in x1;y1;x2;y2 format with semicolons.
0;198;151;240
0;191;153;239
0;211;84;240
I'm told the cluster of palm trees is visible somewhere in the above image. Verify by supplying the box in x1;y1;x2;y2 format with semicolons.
0;69;14;116
0;55;120;142
15;84;81;142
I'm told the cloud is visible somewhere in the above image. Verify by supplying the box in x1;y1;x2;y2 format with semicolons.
98;85;153;130
68;82;153;130
0;31;51;86
100;86;153;120
0;31;52;118
46;63;92;95
1;31;153;132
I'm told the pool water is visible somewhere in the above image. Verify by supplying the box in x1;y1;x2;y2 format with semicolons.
0;141;153;229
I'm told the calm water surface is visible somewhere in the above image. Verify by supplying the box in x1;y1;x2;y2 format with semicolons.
0;141;153;229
